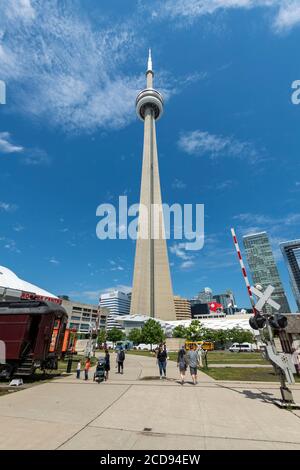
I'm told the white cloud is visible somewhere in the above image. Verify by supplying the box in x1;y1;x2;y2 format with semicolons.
273;1;300;32
0;201;18;212
172;178;187;189
0;132;24;153
0;0;144;131
146;0;300;33
0;131;49;164
13;224;25;232
0;1;142;133
178;130;260;162
22;148;50;166
234;212;300;227
217;179;235;190
170;242;196;270
180;260;195;269
2;0;36;21
49;257;60;265
0;236;20;253
170;242;191;260
101;285;132;294
0;1;204;133
110;265;125;272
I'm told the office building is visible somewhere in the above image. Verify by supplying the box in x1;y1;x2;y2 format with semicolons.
62;298;108;334
100;290;131;316
197;287;213;303
280;240;300;312
173;296;191;320
213;290;236;315
243;232;290;314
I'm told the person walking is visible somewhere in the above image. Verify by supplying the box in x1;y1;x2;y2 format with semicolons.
156;344;167;379
186;344;199;385
84;358;91;381
76;360;81;379
104;349;110;381
177;345;187;385
116;347;125;374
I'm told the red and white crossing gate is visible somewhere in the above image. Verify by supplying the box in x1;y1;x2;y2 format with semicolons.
231;228;257;315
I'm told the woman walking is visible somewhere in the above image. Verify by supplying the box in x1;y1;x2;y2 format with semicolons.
156;344;167;380
177;345;187;385
186;344;199;385
104;349;110;381
84;358;91;381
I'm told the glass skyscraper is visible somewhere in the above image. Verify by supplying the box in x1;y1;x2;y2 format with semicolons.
243;232;290;314
280;240;300;312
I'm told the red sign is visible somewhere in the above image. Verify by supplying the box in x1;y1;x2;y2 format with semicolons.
20;291;62;305
208;302;223;312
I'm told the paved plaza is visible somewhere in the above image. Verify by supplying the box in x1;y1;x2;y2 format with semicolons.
0;353;300;450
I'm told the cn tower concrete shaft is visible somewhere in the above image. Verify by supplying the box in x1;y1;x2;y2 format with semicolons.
130;52;176;321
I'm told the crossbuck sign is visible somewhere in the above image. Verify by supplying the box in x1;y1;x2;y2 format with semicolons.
251;285;281;312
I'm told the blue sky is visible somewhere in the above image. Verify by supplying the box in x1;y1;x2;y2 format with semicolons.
0;0;300;309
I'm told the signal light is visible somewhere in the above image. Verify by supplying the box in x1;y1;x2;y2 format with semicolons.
249;314;266;330
269;315;288;330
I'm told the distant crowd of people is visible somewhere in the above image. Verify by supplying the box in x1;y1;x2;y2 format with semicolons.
75;347;124;382
75;342;204;385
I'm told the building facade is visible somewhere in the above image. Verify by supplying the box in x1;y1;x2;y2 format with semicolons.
130;51;176;321
173;296;191;320
62;298;108;334
213;290;236;315
280;240;300;312
243;232;290;314
100;290;131;316
197;287;213;303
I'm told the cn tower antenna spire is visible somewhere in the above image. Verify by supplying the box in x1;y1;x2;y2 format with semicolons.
147;48;153;73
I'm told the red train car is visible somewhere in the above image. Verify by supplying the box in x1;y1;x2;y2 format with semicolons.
0;300;68;379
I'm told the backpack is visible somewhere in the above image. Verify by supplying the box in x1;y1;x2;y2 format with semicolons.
119;350;125;361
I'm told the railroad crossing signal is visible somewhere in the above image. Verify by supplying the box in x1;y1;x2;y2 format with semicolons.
251;285;280;312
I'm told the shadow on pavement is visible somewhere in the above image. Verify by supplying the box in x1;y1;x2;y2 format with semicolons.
218;384;276;404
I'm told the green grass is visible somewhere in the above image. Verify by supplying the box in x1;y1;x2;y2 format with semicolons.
202;367;300;382
126;350;156;357
127;349;268;365
205;351;268;365
127;349;300;383
57;355;97;373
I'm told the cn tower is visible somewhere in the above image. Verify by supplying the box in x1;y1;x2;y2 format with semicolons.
130;50;176;321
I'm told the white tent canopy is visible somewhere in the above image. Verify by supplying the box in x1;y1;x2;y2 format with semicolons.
0;265;58;300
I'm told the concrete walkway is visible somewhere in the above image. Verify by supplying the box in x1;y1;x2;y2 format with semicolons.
0;353;300;450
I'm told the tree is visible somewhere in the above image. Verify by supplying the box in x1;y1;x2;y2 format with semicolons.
211;329;230;350
185;320;205;341
227;328;255;344
128;328;142;345
172;325;187;338
106;327;124;346
97;328;106;347
141;319;165;350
